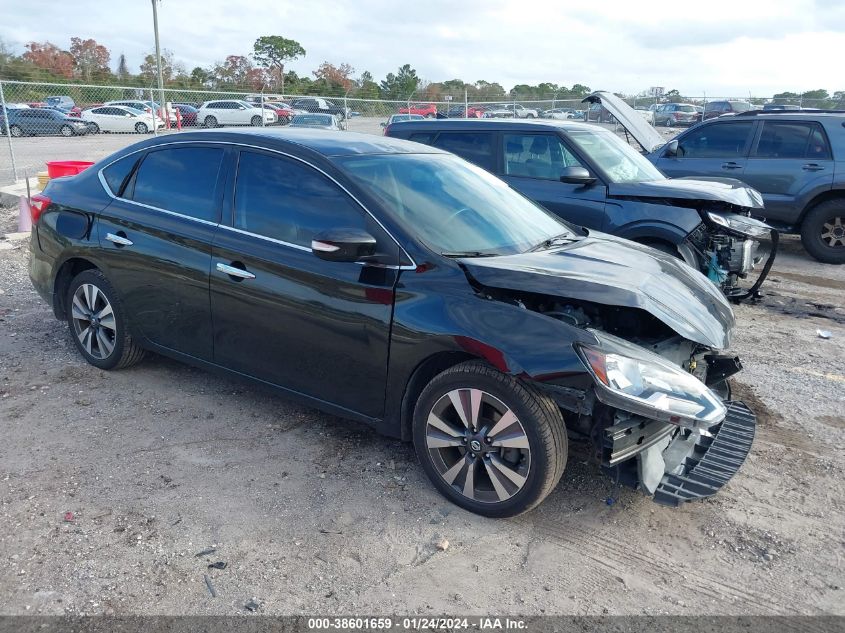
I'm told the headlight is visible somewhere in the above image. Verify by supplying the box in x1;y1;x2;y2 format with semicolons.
578;331;726;429
706;212;771;238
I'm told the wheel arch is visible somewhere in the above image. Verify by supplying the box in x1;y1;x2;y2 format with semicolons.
52;257;100;319
398;351;479;442
799;188;845;225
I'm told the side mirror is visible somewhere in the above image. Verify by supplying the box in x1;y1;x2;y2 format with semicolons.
380;122;387;127
560;166;596;185
664;139;679;157
311;228;377;263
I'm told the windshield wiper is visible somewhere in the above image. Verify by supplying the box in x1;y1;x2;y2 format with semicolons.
527;233;577;252
441;251;500;258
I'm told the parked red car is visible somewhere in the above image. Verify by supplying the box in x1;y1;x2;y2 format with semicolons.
398;103;438;118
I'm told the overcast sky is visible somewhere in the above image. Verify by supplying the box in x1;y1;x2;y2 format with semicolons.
1;0;842;96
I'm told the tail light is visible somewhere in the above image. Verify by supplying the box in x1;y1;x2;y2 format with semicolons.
30;193;51;225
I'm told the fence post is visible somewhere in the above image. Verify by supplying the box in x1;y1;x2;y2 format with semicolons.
261;91;266;127
150;87;157;136
464;89;468;117
0;80;19;183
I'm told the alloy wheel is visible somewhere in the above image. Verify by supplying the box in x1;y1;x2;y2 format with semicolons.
71;283;117;360
425;388;531;504
10;125;22;137
60;125;73;137
821;215;845;248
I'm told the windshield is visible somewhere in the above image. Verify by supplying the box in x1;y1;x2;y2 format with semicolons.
729;101;752;112
292;114;333;125
568;128;665;183
676;105;696;112
335;153;574;256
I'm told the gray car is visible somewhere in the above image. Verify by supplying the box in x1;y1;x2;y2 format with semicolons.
588;92;845;264
0;107;90;137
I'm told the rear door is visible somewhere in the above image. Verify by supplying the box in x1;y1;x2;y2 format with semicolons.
742;120;834;223
500;132;607;229
209;149;398;417
655;120;755;178
96;144;227;360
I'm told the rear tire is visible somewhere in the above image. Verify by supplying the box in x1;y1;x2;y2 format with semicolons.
801;199;845;264
412;361;567;517
60;124;73;137
66;269;145;370
134;122;148;134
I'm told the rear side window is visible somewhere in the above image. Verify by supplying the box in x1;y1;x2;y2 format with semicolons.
408;132;436;145
233;151;366;248
128;147;224;222
503;133;585;179
431;132;494;170
677;122;753;158
755;122;831;159
102;155;139;196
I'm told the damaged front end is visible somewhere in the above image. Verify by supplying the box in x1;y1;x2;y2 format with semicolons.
685;207;778;302
460;247;756;505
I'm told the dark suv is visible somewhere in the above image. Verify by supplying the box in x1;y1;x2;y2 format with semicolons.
703;100;753;120
385;118;775;299
649;111;845;263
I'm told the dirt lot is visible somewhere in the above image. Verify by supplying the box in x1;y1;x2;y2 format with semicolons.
0;204;843;617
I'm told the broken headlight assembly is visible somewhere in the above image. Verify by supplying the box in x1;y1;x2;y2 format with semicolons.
705;212;772;239
577;331;726;430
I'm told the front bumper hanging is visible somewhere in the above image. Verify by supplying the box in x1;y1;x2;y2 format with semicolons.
653;401;756;506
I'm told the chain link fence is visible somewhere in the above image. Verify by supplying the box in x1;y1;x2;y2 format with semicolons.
1;79;842;186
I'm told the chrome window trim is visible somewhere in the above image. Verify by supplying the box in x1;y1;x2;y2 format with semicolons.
96;139;417;268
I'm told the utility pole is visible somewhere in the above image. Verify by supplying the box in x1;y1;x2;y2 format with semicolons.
151;0;166;124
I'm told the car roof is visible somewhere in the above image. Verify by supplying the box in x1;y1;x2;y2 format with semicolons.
384;118;606;133
730;111;845;120
133;127;447;157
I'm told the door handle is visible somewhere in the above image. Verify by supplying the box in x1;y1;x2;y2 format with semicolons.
721;162;742;170
216;262;255;280
802;164;824;171
105;232;133;246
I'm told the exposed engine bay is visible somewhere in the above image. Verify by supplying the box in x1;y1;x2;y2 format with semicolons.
477;283;752;505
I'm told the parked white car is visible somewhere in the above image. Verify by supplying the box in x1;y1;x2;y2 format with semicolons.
197;100;275;127
634;107;656;125
81;105;164;134
483;103;539;119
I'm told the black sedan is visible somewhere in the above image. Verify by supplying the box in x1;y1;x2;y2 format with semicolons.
27;129;756;516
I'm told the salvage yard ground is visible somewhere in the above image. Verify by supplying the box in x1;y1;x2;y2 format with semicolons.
0;203;843;616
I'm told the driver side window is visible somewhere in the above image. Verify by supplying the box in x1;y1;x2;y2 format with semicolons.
503;133;584;180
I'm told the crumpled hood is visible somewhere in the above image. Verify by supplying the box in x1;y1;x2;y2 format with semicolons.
461;233;735;349
583;91;667;152
608;176;765;209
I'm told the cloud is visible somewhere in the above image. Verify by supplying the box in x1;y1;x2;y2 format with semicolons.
0;0;842;96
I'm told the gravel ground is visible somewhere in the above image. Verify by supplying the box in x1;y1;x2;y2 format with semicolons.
0;205;843;617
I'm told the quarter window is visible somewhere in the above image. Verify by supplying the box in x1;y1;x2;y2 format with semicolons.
233;151;366;248
755;122;831;159
677;122;753;158
128;147;224;222
102;155;139;196
431;132;494;170
503;133;585;180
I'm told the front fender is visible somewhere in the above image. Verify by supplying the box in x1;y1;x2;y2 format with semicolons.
384;271;599;435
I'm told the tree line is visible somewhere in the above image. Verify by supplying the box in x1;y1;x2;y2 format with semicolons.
0;35;842;107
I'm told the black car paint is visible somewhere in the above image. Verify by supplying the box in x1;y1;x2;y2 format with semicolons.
30;129;733;444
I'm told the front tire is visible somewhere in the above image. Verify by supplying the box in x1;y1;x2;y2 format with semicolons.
251;115;262;126
66;269;145;370
88;123;100;134
204;115;217;128
801;199;845;264
412;361;567;517
9;124;23;137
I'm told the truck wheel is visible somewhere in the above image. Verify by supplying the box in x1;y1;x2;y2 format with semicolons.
413;361;567;517
801;199;845;264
